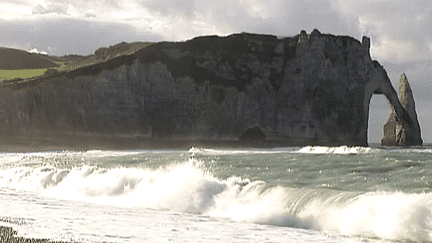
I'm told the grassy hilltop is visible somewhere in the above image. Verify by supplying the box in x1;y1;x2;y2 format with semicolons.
0;41;153;82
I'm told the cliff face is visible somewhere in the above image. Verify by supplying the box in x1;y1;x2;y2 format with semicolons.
0;30;422;147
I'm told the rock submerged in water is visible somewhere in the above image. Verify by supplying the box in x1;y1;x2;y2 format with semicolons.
0;29;423;147
381;74;422;146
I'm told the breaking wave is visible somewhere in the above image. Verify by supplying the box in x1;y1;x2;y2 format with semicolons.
1;158;432;242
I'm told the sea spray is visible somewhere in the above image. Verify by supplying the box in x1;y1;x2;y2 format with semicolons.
2;146;432;242
332;192;432;241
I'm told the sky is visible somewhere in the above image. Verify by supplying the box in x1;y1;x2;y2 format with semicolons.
1;0;431;143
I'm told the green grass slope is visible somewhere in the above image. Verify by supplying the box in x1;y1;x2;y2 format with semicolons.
0;47;60;70
0;42;154;82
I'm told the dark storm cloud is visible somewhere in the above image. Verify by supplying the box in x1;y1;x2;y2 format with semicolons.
0;18;163;56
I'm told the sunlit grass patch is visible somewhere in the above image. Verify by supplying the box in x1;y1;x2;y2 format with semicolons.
53;61;95;71
54;62;68;71
0;69;47;81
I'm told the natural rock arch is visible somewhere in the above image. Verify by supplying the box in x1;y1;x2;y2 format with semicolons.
364;72;422;146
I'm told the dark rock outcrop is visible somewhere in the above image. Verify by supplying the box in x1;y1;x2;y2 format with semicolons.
381;74;422;146
93;42;153;62
0;30;423;148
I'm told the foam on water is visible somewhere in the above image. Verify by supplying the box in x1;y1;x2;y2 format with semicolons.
188;147;296;156
188;145;378;156
296;146;374;154
194;145;432;155
1;155;432;242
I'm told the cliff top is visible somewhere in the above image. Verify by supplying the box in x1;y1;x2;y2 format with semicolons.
1;30;368;90
0;41;153;77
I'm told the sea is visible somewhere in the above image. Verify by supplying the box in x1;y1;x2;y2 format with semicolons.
1;144;432;243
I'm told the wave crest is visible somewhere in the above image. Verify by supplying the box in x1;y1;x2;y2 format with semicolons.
297;146;373;154
2;159;432;242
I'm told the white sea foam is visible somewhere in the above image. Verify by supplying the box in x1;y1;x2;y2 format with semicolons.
0;150;149;169
302;191;432;241
403;148;432;154
297;146;373;154
188;147;296;156
1;158;432;242
189;145;431;156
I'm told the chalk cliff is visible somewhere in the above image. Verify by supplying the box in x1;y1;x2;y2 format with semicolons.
381;74;422;146
0;30;423;148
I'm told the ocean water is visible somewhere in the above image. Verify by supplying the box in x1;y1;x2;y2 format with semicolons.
1;144;432;242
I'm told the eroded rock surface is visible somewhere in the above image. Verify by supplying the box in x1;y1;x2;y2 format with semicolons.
381;74;422;146
0;30;423;147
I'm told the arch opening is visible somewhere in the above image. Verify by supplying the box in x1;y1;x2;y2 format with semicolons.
368;95;392;145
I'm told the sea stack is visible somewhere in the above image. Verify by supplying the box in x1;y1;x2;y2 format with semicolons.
381;74;422;146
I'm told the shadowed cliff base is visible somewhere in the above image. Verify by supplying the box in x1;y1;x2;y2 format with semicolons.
0;30;423;148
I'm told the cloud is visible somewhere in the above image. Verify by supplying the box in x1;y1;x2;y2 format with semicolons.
32;3;69;15
135;0;361;42
142;0;196;17
0;1;33;20
85;12;97;18
335;0;432;63
28;48;48;55
0;18;163;56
